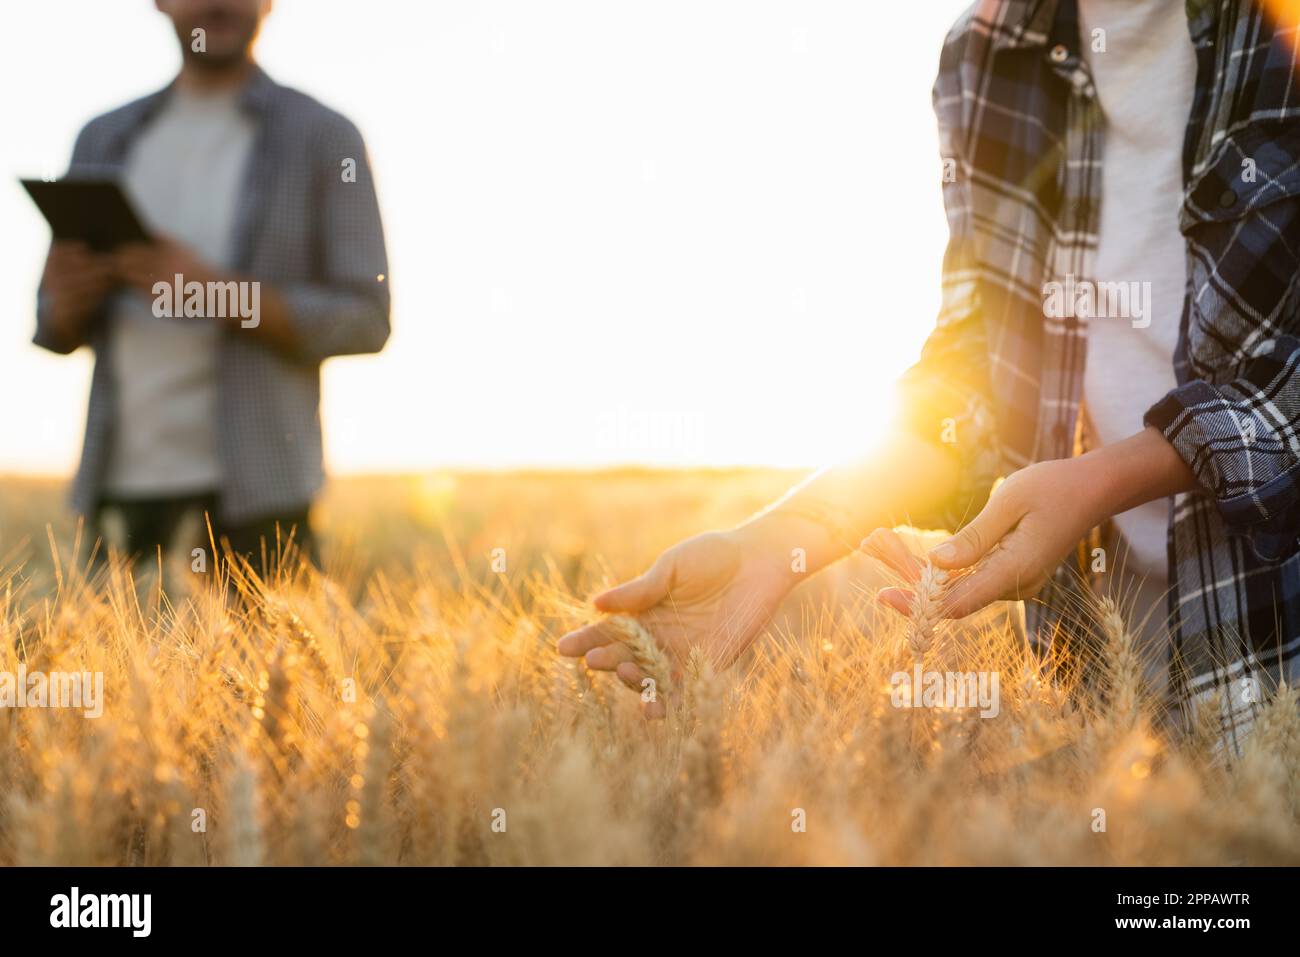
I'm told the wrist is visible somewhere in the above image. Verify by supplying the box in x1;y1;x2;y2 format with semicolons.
1076;426;1194;524
733;508;845;588
1070;449;1123;528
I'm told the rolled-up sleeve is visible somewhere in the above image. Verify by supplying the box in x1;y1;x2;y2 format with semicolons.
279;118;391;363
1145;336;1300;562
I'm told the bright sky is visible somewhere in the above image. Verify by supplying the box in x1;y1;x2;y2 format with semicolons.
0;0;970;474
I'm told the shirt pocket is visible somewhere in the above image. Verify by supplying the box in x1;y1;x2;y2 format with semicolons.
1179;122;1300;382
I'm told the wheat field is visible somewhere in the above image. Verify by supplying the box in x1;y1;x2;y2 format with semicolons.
0;471;1297;866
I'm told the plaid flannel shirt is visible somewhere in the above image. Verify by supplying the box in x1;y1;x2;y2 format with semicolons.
899;0;1300;751
33;65;390;524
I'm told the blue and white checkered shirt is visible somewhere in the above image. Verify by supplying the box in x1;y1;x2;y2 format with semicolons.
900;0;1300;750
34;65;390;524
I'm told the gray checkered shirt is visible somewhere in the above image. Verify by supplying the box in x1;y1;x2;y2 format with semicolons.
34;65;390;523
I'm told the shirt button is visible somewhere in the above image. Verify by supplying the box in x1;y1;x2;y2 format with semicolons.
1219;189;1237;208
1050;44;1069;63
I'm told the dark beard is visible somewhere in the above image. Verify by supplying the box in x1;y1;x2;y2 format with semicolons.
181;45;252;72
175;18;260;72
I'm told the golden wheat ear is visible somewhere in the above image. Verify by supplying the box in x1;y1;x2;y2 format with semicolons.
603;613;675;700
907;561;949;662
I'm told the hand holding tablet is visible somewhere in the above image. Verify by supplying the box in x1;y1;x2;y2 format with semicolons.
20;177;152;252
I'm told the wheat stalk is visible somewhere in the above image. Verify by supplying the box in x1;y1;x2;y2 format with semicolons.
5;476;1300;866
907;562;948;661
354;700;393;866
605;614;675;701
1098;598;1141;735
222;750;264;867
1189;689;1226;768
681;647;724;818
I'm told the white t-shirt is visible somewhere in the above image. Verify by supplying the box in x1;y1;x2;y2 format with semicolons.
103;87;256;497
1078;0;1195;651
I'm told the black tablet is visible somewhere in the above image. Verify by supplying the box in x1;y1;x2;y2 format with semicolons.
20;177;152;252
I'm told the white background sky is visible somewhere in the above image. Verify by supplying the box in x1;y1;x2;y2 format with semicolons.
0;0;970;475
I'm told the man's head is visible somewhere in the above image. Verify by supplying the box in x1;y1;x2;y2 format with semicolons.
156;0;271;72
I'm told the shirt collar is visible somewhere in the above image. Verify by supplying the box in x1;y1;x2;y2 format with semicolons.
994;0;1218;51
236;63;278;115
991;0;1064;51
99;63;276;162
119;63;276;131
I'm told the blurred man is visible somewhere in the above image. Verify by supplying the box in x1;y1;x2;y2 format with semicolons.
35;0;389;568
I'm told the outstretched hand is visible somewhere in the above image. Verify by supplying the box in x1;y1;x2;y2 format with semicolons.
865;458;1107;619
557;526;796;718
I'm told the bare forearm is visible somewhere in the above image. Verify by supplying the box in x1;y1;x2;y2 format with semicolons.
1077;425;1198;524
735;431;962;580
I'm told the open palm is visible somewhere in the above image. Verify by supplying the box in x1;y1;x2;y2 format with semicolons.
557;530;792;716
